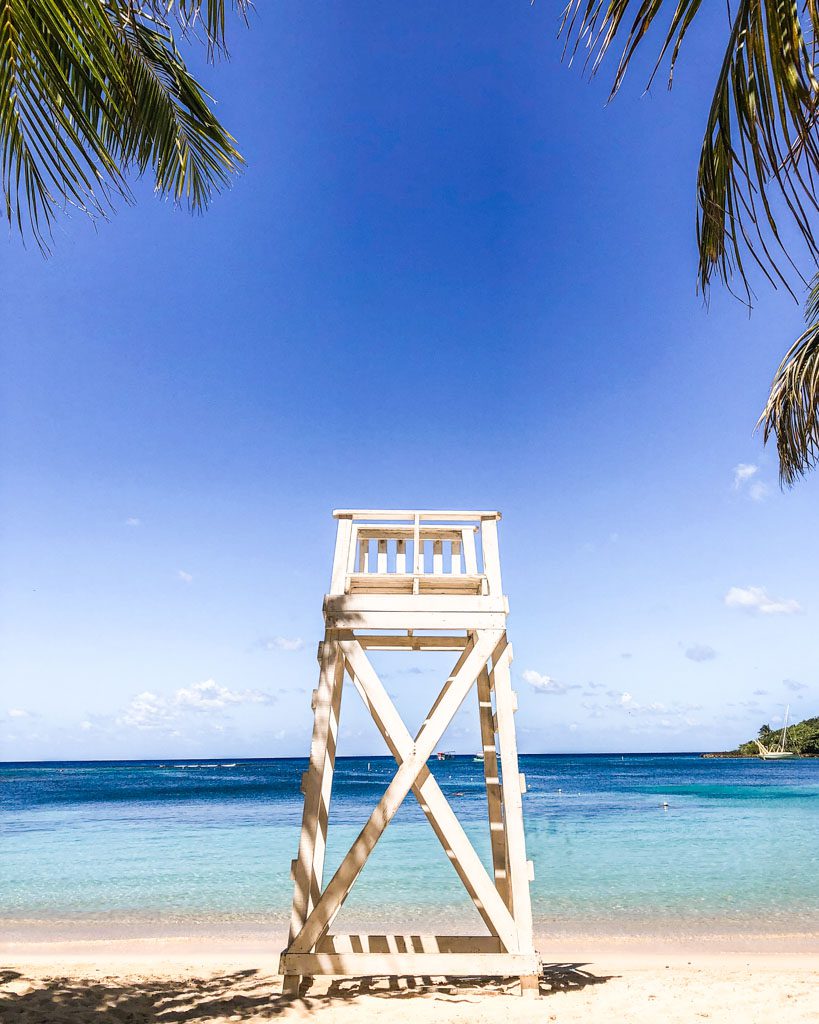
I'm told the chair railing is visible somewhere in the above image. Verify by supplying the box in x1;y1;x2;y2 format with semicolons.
329;510;503;598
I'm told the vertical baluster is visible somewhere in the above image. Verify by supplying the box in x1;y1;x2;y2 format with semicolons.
413;515;422;594
377;538;387;574
433;539;443;574
462;527;478;574
451;538;462;575
358;538;369;573
396;539;407;574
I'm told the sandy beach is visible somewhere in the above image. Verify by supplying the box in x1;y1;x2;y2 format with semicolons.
3;934;819;1024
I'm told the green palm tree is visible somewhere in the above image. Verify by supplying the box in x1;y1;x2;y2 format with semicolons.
1;0;245;251
561;0;819;482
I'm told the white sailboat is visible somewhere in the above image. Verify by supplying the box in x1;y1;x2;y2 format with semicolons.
755;705;798;760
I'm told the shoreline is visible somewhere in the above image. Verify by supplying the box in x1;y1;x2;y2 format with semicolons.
5;926;819;960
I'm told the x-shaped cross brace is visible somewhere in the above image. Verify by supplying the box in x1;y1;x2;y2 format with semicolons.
287;628;518;955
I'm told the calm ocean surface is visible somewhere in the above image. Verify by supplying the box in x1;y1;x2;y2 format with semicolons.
3;754;819;938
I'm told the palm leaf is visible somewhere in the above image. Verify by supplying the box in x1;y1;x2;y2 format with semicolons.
758;272;819;483
1;0;128;248
0;0;245;251
114;17;242;210
560;0;819;299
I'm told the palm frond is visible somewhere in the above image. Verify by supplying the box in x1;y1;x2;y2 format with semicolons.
142;0;251;56
758;272;819;483
1;0;128;249
0;0;244;251
115;18;242;209
560;0;819;299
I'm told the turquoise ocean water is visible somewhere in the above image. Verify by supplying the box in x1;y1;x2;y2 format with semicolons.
3;755;818;939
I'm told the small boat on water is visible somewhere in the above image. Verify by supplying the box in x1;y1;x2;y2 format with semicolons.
435;751;454;761
755;705;798;760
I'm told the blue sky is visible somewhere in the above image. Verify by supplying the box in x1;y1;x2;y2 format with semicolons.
2;1;817;760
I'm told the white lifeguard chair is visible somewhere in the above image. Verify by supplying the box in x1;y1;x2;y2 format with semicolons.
279;510;539;995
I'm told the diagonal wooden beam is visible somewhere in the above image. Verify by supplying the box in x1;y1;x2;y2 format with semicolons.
340;637;519;952
288;630;502;954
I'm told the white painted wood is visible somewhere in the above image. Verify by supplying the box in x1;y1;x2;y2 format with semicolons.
333;510;502;522
283;637;345;994
346;573;485;596
283;510;538;995
289;632;501;954
329;610;508;630
377;539;388;574
324;594;506;614
357;525;466;541
281;951;538;977
356;634;469;651
345;524;359;580
477;664;509;908
491;641;534;956
462;528;478;574
330;517;353;595
316;934;503;954
341;638;519;951
480;518;503;596
433;539;443;574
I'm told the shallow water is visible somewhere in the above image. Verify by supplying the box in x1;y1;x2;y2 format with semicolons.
3;755;818;936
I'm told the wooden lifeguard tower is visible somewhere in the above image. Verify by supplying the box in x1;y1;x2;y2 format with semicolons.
280;510;539;995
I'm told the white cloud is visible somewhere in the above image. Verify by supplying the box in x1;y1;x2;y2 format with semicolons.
7;708;30;718
263;636;305;652
583;689;702;726
748;481;770;502
175;679;274;711
724;586;801;615
177;570;193;584
732;463;771;501
783;679;808;692
124;517;142;527
117;691;175;731
733;463;758;488
522;669;573;695
116;679;276;731
684;643;717;663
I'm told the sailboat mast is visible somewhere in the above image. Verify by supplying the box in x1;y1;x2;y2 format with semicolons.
781;705;790;753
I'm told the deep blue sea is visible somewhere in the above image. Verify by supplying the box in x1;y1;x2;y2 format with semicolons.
3;754;818;938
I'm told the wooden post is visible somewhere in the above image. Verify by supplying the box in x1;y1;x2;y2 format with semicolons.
282;636;345;995
280;511;539;994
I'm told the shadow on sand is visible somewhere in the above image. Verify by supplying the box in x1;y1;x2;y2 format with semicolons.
0;963;615;1021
